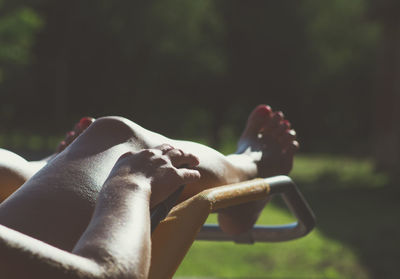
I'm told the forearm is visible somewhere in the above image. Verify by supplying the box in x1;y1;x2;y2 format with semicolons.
0;224;102;279
73;182;151;279
0;183;152;279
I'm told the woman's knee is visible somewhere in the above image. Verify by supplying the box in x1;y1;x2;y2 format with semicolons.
84;116;141;142
66;116;166;154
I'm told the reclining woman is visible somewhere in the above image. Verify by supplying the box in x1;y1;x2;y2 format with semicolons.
0;105;298;279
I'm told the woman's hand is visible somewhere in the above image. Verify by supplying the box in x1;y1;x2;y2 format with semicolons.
103;144;201;208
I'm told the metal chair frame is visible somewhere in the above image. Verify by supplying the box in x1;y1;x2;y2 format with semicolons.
149;175;316;279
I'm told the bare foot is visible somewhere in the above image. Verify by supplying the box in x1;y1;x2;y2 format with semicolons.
237;104;299;177
56;117;95;153
218;105;299;235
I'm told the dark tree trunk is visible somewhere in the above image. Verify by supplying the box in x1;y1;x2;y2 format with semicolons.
370;0;400;173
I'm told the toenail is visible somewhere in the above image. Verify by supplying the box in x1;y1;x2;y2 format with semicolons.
79;117;94;129
57;141;66;152
283;120;291;129
258;105;272;115
67;131;75;137
159;143;174;152
288;129;296;137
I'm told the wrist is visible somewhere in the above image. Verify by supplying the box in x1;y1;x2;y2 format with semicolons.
102;175;152;199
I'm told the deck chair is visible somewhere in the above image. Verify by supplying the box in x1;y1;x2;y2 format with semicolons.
149;175;316;279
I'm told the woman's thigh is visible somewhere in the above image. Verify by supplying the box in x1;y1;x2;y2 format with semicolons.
0;117;154;250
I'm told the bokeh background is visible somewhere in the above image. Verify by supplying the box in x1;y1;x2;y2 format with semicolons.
1;0;399;278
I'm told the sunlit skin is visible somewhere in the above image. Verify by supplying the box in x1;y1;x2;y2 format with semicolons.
0;105;298;278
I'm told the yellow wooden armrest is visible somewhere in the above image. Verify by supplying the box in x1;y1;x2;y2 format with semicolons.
149;178;270;279
149;175;316;279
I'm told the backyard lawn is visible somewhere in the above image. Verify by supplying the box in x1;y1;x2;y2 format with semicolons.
175;155;399;279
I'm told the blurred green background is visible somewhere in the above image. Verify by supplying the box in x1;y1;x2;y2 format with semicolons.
1;0;399;278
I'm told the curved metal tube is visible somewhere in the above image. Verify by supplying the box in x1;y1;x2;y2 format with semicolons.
196;176;316;243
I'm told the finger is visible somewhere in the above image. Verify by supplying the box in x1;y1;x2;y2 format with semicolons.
137;149;163;161
166;148;200;168
155;143;175;154
119;151;135;160
177;168;201;183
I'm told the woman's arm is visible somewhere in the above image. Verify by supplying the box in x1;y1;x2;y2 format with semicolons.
0;183;151;279
73;180;152;279
0;146;200;279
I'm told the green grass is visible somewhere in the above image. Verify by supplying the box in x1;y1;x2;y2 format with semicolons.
176;205;368;279
291;154;389;189
0;132;60;153
175;154;399;279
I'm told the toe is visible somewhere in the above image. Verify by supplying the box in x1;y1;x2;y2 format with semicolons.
272;111;284;128
79;117;95;129
279;129;297;148
286;140;300;154
276;120;291;137
65;131;76;144
262;111;284;137
56;117;95;154
244;105;272;134
57;141;67;152
74;117;95;134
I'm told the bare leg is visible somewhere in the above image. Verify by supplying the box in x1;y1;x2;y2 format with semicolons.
0;116;155;250
0;117;94;202
217;105;298;233
0;105;297;248
173;105;298;198
0;146;201;279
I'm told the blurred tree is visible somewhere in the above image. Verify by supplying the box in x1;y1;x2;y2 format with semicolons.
368;0;400;173
20;0;227;139
300;0;379;152
0;0;388;158
0;0;42;129
213;0;310;147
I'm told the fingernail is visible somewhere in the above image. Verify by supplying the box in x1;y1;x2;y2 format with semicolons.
120;151;133;160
